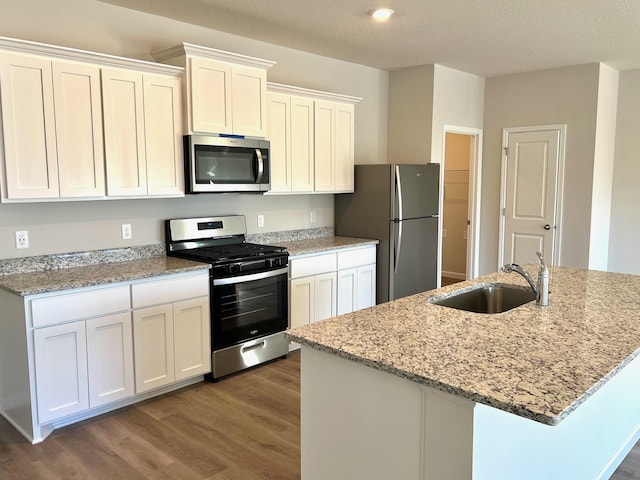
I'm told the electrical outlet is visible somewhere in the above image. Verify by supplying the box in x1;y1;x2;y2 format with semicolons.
15;230;29;249
121;224;132;240
310;210;317;223
257;214;265;228
442;229;447;238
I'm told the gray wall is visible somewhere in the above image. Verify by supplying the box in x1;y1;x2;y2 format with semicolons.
608;70;640;274
481;64;601;273
0;0;389;259
387;65;434;164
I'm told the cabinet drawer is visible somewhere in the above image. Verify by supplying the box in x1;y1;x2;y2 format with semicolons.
132;272;209;308
290;253;337;278
31;285;131;328
337;247;376;270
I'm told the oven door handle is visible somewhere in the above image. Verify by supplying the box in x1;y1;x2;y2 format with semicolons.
213;267;288;286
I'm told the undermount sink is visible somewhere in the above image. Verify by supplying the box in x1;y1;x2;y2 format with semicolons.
429;283;536;314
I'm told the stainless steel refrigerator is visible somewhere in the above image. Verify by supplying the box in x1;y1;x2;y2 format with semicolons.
335;164;440;304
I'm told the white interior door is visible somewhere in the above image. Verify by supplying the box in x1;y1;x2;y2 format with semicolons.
500;126;565;266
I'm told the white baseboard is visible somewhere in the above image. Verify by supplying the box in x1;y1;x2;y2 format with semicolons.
442;270;466;280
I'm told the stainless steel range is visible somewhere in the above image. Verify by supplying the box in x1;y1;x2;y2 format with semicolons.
165;215;289;381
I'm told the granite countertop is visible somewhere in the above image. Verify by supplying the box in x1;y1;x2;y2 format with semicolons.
0;256;210;296
286;265;640;426
275;236;378;257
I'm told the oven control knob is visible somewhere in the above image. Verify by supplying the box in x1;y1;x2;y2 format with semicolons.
266;258;275;268
229;263;241;274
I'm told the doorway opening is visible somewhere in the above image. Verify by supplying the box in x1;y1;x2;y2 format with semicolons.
440;126;483;287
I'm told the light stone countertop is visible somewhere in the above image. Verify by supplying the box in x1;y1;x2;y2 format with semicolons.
275;236;378;258
0;256;210;296
286;265;640;425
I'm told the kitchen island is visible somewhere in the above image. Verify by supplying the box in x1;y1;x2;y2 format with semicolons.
286;266;640;479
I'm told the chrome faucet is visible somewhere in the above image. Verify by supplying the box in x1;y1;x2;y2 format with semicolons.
502;251;549;306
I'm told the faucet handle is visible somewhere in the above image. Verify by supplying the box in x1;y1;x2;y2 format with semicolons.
536;251;546;266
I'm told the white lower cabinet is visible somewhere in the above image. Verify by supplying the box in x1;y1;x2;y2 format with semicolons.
133;296;210;393
33;321;89;424
289;245;376;330
24;270;210;441
290;272;337;329
173;297;211;381
86;312;135;408
132;275;211;393
133;304;175;393
33;311;135;424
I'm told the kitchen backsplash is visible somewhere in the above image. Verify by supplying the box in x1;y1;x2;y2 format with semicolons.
0;228;334;276
245;227;333;245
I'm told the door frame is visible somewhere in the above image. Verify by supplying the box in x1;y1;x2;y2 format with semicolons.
441;125;483;281
499;124;567;267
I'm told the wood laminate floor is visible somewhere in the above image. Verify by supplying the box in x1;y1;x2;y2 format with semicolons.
0;350;638;479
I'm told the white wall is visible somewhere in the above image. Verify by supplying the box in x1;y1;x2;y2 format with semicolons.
588;64;619;270
0;0;389;259
608;69;640;275
431;65;485;164
481;64;601;273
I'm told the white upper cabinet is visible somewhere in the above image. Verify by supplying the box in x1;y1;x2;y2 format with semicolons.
142;74;183;196
0;36;184;202
153;43;274;137
102;69;184;197
52;61;105;198
189;56;232;134
0;53;60;199
102;68;147;197
267;83;360;194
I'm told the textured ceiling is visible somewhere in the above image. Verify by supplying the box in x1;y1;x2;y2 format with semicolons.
98;0;640;77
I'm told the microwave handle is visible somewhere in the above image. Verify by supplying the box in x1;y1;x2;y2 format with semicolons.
255;149;264;183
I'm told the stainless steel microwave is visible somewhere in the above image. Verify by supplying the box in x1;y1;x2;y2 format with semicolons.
184;135;270;193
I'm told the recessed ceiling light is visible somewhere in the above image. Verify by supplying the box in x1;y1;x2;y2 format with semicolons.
369;8;395;21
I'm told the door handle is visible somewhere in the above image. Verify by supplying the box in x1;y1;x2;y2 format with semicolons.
544;224;551;230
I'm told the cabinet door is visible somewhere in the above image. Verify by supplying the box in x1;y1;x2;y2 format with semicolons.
357;264;376;310
189;57;232;134
102;68;147;196
337;268;358;315
314;272;337;322
0;53;59;199
290;276;314;328
267;92;291;192
232;65;267;137
133;304;175;393
314;101;336;192
86;313;134;408
173;297;211;381
290;96;315;192
334;102;355;192
52;61;105;198
34;322;88;423
143;74;184;196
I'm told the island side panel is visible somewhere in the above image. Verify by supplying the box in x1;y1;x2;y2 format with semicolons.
300;347;475;480
473;352;640;479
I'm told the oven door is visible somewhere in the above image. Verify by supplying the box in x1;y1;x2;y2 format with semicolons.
211;267;288;349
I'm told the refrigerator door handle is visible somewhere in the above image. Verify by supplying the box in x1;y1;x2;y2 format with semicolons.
394;220;403;274
395;165;403;221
